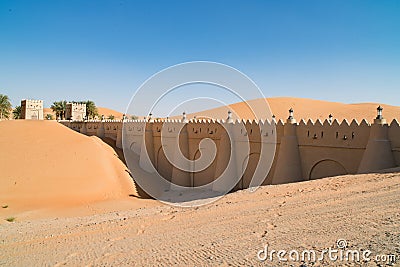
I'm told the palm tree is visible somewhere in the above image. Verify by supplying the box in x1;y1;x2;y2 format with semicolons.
50;100;67;120
50;101;61;119
85;100;98;119
13;105;21;119
0;94;12;120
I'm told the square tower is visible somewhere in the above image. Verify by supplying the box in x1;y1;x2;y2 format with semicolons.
65;102;86;121
21;99;44;120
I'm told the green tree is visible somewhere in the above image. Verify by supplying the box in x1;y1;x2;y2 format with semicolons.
85;100;98;119
130;115;139;120
45;113;54;120
50;100;67;120
0;94;12;119
107;114;115;120
13;105;21;119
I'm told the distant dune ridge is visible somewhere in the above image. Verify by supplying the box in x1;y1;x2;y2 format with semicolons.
43;98;399;122
0;120;138;212
185;97;400;122
97;107;124;119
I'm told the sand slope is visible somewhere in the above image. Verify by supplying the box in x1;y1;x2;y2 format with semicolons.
0;120;137;211
185;97;400;122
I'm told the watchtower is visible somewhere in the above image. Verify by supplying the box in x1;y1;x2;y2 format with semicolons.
65;102;86;121
21;99;44;120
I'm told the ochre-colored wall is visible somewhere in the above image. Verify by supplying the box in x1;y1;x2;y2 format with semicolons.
59;117;399;190
388;119;400;166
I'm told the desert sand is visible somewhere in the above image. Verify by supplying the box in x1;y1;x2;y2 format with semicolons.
1;171;399;266
185;97;400;123
0;120;150;219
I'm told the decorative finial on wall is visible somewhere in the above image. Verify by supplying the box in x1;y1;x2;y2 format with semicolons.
376;106;383;120
286;108;297;124
101;115;105;122
182;111;188;123
227;110;233;123
288;108;294;120
328;114;333;123
373;105;387;125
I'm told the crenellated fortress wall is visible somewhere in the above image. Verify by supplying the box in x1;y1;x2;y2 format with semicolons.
60;108;399;191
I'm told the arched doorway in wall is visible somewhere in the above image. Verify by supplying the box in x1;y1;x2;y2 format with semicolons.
239;153;261;189
309;159;347;180
193;149;216;187
156;146;173;182
31;112;38;120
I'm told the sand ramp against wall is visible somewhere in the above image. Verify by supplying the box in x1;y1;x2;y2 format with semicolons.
0;120;138;211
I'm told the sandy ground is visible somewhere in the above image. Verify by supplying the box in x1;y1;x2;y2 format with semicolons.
1;172;399;266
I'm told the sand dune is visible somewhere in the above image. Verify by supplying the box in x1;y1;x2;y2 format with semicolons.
185;97;400;123
97;107;124;120
0;120;139;213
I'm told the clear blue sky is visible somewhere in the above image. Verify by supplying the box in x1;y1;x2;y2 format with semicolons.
1;0;399;115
